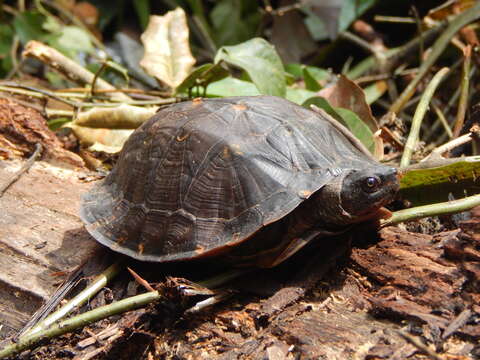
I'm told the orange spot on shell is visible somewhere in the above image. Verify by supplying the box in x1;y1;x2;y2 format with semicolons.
222;146;231;159
298;190;312;198
232;232;242;243
116;236;128;244
176;131;189;141
232;103;247;111
192;97;203;105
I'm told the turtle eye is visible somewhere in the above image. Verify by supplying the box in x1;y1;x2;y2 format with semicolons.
363;176;381;192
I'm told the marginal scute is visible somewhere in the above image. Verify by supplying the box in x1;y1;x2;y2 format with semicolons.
80;96;379;262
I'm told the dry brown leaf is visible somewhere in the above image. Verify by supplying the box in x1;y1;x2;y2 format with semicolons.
69;124;133;153
318;75;383;159
140;8;196;90
74;105;158;129
318;75;378;132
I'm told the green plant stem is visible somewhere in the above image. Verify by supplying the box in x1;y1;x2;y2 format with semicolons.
0;266;248;358
400;67;449;168
390;2;480;114
381;193;480;227
0;291;160;359
22;261;123;337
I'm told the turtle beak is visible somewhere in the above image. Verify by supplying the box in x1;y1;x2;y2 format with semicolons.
382;167;400;198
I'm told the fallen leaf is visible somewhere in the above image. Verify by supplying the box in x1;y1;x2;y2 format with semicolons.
69;124;134;153
318;75;378;132
74;105;157;129
140;8;195;90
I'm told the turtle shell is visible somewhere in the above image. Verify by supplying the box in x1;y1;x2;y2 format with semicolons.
81;95;378;262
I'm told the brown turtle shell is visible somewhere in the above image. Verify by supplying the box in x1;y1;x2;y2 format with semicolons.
80;95;377;262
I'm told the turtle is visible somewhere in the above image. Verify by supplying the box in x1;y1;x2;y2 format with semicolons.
80;95;399;268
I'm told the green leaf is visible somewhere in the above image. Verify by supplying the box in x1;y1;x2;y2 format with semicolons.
302;97;375;153
302;96;346;124
48;117;71;131
1;57;12;76
191;76;260;97
306;66;331;83
285;64;330;90
338;0;377;33
400;156;480;205
42;16;61;33
13;11;47;44
176;63;229;95
303;68;321;91
47;26;94;56
0;25;13;55
285;88;316;105
286;64;330;80
303;8;329;41
210;0;252;45
335;108;375;153
285;63;304;78
133;0;150;29
215;38;286;97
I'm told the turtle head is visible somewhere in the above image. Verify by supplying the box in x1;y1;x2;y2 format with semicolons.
340;166;399;222
306;165;399;228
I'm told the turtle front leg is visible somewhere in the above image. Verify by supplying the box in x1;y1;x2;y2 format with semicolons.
258;228;344;268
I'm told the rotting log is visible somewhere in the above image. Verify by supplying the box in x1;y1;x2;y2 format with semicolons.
0;160;99;339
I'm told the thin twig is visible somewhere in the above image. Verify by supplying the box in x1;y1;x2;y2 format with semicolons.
347;25;446;80
185;293;232;314
127;267;156;292
0;84;178;108
374;15;416;24
0;144;42;198
6;35;20;79
431;102;453;139
397;330;444;360
90;61;108;98
442;308;472;339
410;6;424;62
22;41;131;102
453;45;472;138
341;31;385;60
400;67;449;168
262;0;308;16
426;132;473;159
390;3;480;113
